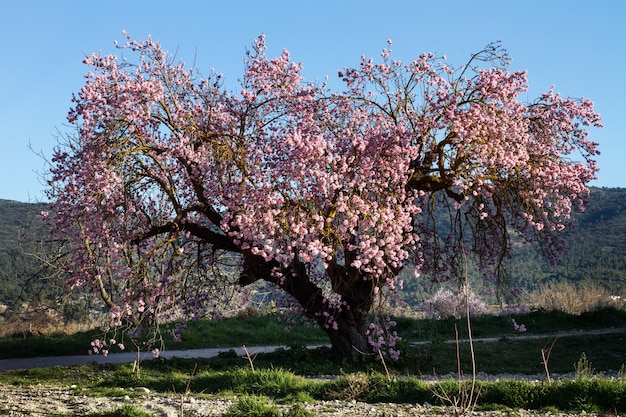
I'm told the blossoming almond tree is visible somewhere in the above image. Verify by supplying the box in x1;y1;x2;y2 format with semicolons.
46;34;600;358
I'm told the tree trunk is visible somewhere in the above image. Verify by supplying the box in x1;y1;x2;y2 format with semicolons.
240;253;376;357
322;269;377;357
321;307;371;357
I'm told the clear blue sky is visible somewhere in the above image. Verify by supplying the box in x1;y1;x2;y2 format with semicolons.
1;0;624;202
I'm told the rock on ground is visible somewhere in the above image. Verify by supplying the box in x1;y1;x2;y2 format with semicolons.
0;384;602;416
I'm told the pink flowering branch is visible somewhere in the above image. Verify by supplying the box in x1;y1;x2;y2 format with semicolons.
46;34;600;358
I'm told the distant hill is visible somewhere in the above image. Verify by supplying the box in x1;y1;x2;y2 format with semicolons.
513;187;626;291
0;187;624;316
0;199;50;314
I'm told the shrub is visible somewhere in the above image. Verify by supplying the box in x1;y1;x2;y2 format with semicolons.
479;379;626;412
193;368;315;399
420;287;488;319
480;380;546;409
232;368;311;398
542;379;624;412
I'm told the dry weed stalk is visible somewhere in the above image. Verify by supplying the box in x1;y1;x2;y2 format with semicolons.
431;252;481;416
541;337;558;384
173;363;198;417
242;345;259;372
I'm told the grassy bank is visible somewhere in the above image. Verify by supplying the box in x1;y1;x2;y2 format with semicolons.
3;360;626;414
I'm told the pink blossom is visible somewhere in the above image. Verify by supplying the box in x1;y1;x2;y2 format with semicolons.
512;318;527;333
46;34;599;360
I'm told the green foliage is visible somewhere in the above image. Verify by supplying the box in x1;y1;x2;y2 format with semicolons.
207;368;315;400
480;380;546;409
321;377;626;412
513;187;626;294
0;315;329;360
412;331;626;376
574;352;596;380
0;329;96;359
321;372;433;404
3;308;626;378
543;379;626;412
2;306;626;413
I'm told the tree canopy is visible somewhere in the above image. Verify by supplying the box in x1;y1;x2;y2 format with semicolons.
46;33;601;357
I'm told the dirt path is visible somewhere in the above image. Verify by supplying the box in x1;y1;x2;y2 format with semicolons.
0;326;624;372
429;325;626;344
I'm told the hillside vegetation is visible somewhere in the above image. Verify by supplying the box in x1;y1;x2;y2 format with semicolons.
0;199;49;314
0;187;624;321
510;187;626;292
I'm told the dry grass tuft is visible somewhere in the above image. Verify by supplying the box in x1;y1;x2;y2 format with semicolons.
526;281;625;314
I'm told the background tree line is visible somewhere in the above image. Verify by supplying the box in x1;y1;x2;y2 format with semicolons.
400;186;626;304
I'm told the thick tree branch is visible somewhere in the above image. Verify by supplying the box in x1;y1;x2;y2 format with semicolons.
132;221;240;253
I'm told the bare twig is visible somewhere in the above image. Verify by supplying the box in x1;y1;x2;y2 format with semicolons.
242;345;258;373
430;248;481;416
173;363;197;417
377;349;391;381
541;337;558;384
463;283;480;412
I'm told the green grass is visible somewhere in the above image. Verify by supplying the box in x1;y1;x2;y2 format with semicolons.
0;330;98;359
3;307;625;360
223;395;280;417
221;395;316;417
175;315;327;349
409;331;626;375
394;306;626;342
4;327;622;388
2;308;626;378
16;365;626;413
48;374;626;416
0;314;329;360
2;308;626;413
2;358;626;414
